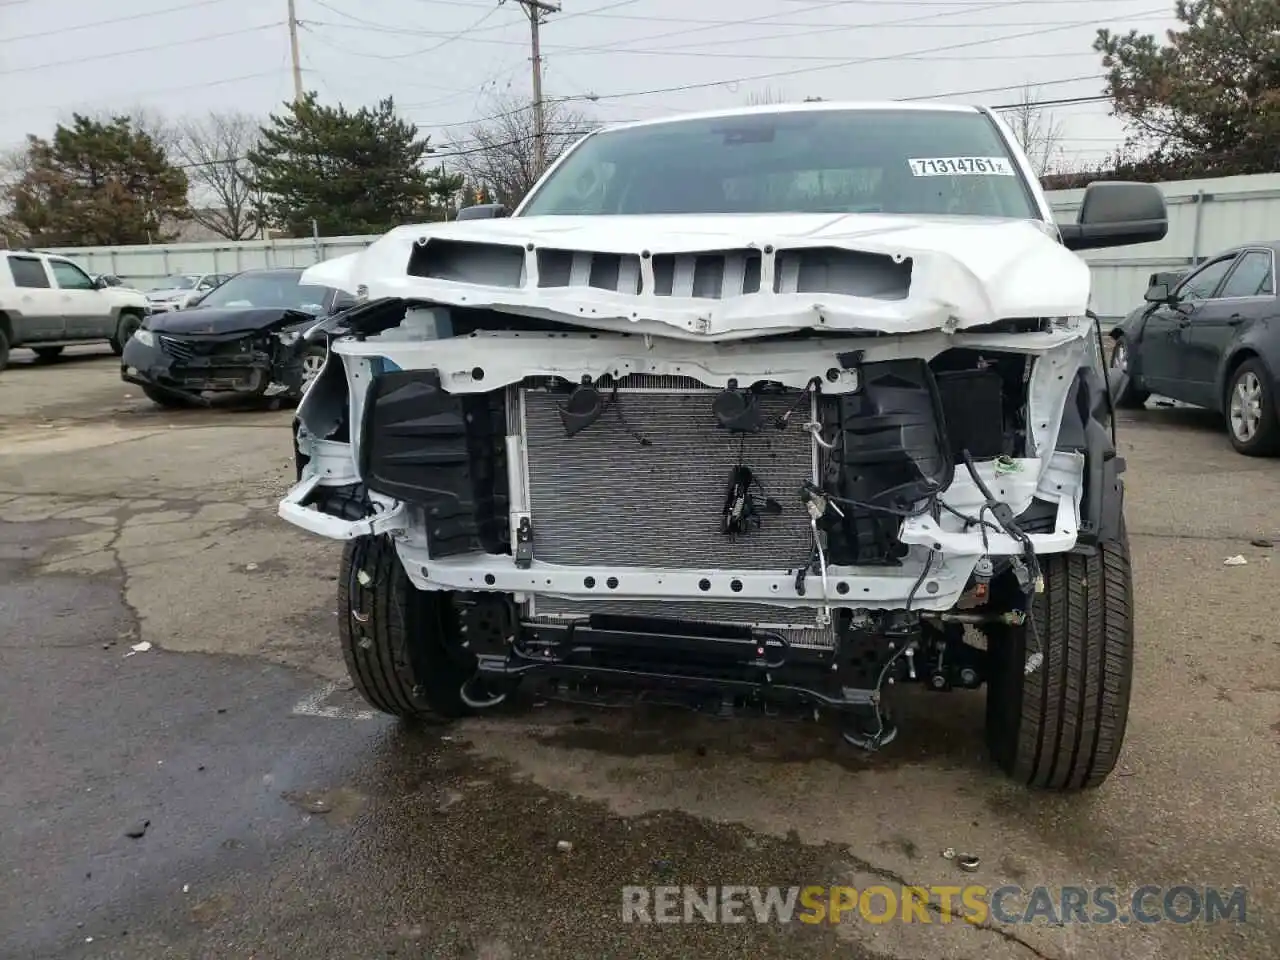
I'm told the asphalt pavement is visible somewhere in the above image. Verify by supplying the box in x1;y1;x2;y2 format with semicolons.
1;345;1277;960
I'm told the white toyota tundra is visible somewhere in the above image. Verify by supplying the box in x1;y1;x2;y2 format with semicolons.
278;101;1168;790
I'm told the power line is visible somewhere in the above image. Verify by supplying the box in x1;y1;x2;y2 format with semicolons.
299;26;522;102
543;0;1055;59
306;0;514;59
902;74;1105;103
0;23;285;76
395;67;1113;129
555;0;645;20
302;19;526;49
0;0;240;44
571;0;1162;17
993;93;1112;109
545;7;1165;103
547;44;1098;62
1;70;290;119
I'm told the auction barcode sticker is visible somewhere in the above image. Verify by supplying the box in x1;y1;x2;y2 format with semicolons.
908;157;1015;177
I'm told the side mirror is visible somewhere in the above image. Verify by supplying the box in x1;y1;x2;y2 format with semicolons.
1143;282;1172;303
455;203;510;221
1058;181;1168;252
92;275;109;290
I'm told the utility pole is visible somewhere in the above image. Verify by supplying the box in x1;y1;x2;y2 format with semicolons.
509;0;560;177
287;0;304;104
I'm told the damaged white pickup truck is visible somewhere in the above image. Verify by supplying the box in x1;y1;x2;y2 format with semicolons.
280;102;1167;790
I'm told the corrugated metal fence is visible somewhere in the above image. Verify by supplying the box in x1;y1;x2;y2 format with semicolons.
47;234;379;288
30;172;1280;322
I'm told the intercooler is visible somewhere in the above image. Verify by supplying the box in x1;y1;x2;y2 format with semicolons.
514;375;836;647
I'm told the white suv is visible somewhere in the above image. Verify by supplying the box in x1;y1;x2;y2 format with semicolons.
0;251;151;370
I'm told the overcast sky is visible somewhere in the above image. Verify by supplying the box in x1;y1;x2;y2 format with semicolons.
0;0;1177;167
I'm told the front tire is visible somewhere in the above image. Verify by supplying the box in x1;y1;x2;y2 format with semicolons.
0;328;10;372
1225;358;1280;456
1109;336;1149;409
985;531;1135;790
339;535;475;720
109;311;143;356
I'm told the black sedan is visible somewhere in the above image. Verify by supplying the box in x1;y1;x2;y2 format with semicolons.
1109;245;1280;456
121;268;356;408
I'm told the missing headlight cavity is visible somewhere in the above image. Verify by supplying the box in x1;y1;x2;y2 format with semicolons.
359;369;510;558
773;247;911;299
819;358;952;565
930;348;1031;459
407;239;526;287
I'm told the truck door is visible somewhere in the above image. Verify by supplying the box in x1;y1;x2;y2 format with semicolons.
48;258;107;338
3;255;63;341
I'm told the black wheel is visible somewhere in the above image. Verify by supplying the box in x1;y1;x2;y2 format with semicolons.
1108;336;1149;409
339;535;476;720
985;529;1135;790
0;327;10;372
32;346;64;361
109;312;143;356
1224;358;1280;456
140;384;193;408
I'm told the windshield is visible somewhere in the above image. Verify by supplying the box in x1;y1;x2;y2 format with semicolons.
153;275;199;290
196;271;332;313
519;108;1038;220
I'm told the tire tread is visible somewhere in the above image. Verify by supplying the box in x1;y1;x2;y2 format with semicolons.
338;535;471;721
987;533;1134;790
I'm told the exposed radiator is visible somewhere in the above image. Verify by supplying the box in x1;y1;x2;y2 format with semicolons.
518;376;832;643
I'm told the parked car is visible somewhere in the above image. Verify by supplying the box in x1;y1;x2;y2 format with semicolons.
0;251;151;371
120;267;355;407
278;101;1169;791
1108;246;1280;455
145;273;232;313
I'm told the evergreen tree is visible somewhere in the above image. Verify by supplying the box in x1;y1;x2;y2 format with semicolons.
248;92;461;237
1096;0;1280;178
7;114;189;246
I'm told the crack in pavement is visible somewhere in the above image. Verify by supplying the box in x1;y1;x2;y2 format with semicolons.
834;851;1055;960
1129;529;1278;542
101;517;143;645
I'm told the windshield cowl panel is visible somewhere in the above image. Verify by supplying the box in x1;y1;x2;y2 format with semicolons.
519;107;1040;222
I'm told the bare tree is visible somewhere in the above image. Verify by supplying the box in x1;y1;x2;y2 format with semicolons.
1003;86;1065;179
73;105;179;152
172;111;262;240
446;95;598;210
746;86;791;106
0;146;30;248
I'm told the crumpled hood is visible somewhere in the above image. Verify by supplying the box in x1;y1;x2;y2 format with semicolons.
303;212;1092;340
146;306;315;336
